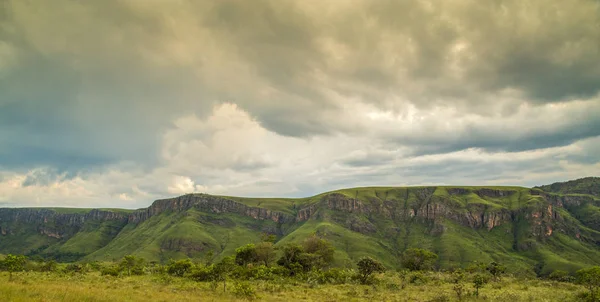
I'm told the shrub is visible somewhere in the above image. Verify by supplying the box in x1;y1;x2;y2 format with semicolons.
486;262;506;281
2;254;27;280
451;270;466;301
119;255;146;276
40;260;58;273
408;271;429;285
428;294;450;302
167;259;193;277
64;263;87;274
235;244;258;266
576;266;600;301
472;273;489;297
356;256;386;284
549;270;574;283
189;265;217;282
101;265;121;277
232;281;257;300
401;248;438;271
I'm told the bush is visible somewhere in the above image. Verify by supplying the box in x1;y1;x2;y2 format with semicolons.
401;248;438;271
235;244;258;266
576;267;600;301
119;255;146;276
356;257;385;284
232;281;257;300
101;265;121;277
472;273;489;297
167;259;193;277
189;265;217;282
64;263;87;274
486;262;506;281
408;271;429;285
306;268;354;284
549;270;574;283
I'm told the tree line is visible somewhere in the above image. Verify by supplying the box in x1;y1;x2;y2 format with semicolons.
1;234;600;301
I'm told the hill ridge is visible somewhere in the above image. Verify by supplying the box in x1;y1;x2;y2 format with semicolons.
0;179;599;275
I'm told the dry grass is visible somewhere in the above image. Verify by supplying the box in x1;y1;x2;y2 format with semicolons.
0;272;587;302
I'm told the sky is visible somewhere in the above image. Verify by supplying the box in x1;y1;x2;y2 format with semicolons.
0;0;599;208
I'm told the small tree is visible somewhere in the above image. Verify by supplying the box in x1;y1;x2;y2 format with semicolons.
167;258;193;277
486;261;506;281
255;242;277;267
261;233;277;243
40;260;58;273
576;266;600;301
277;243;304;271
215;256;236;292
549;270;573;282
203;250;215;266
3;254;27;281
401;248;438;271
472;273;489;297
452;270;466;301
235;244;257;266
303;234;335;269
119;255;146;276
356;256;385;284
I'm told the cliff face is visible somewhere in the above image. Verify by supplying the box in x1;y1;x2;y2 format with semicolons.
292;188;598;246
0;208;128;239
127;194;294;224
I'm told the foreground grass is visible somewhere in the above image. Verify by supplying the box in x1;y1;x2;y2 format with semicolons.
0;272;588;302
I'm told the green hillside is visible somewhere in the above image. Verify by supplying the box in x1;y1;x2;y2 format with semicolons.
1;178;599;276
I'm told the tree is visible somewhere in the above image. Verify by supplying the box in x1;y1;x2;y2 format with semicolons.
356;256;385;284
119;255;145;276
549;270;573;282
576;266;600;301
3;254;27;281
215;256;236;292
277;243;304;274
472;273;489;297
302;234;335;268
401;248;438;271
261;233;277;243
235;244;257;266
167;258;193;277
254;242;277;267
203;250;215;266
486;261;506;281
40;260;58;273
451;270;466;301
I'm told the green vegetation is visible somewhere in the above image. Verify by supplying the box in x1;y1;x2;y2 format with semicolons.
0;245;597;301
356;256;385;284
576;266;600;301
1;177;600;280
402;248;439;271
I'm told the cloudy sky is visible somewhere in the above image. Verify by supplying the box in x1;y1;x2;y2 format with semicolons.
1;0;599;208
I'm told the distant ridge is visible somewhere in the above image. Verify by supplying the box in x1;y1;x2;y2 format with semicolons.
1;178;599;277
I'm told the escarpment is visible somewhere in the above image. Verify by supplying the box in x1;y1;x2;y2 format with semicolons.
0;177;599;269
127;194;294;224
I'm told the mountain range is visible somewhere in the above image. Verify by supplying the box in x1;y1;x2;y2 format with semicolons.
1;177;599;276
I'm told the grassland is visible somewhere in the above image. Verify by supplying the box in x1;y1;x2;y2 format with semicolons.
0;271;591;302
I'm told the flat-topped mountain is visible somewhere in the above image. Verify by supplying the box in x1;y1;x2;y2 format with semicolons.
1;177;599;276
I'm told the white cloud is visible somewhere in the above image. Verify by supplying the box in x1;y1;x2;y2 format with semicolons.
1;104;598;208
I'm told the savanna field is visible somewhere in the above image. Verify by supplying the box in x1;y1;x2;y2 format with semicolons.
1;242;600;302
0;268;595;302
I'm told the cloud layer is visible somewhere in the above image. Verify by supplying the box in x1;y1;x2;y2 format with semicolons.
0;0;599;207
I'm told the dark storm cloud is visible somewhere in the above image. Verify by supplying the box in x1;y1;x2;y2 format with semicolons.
0;0;598;207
